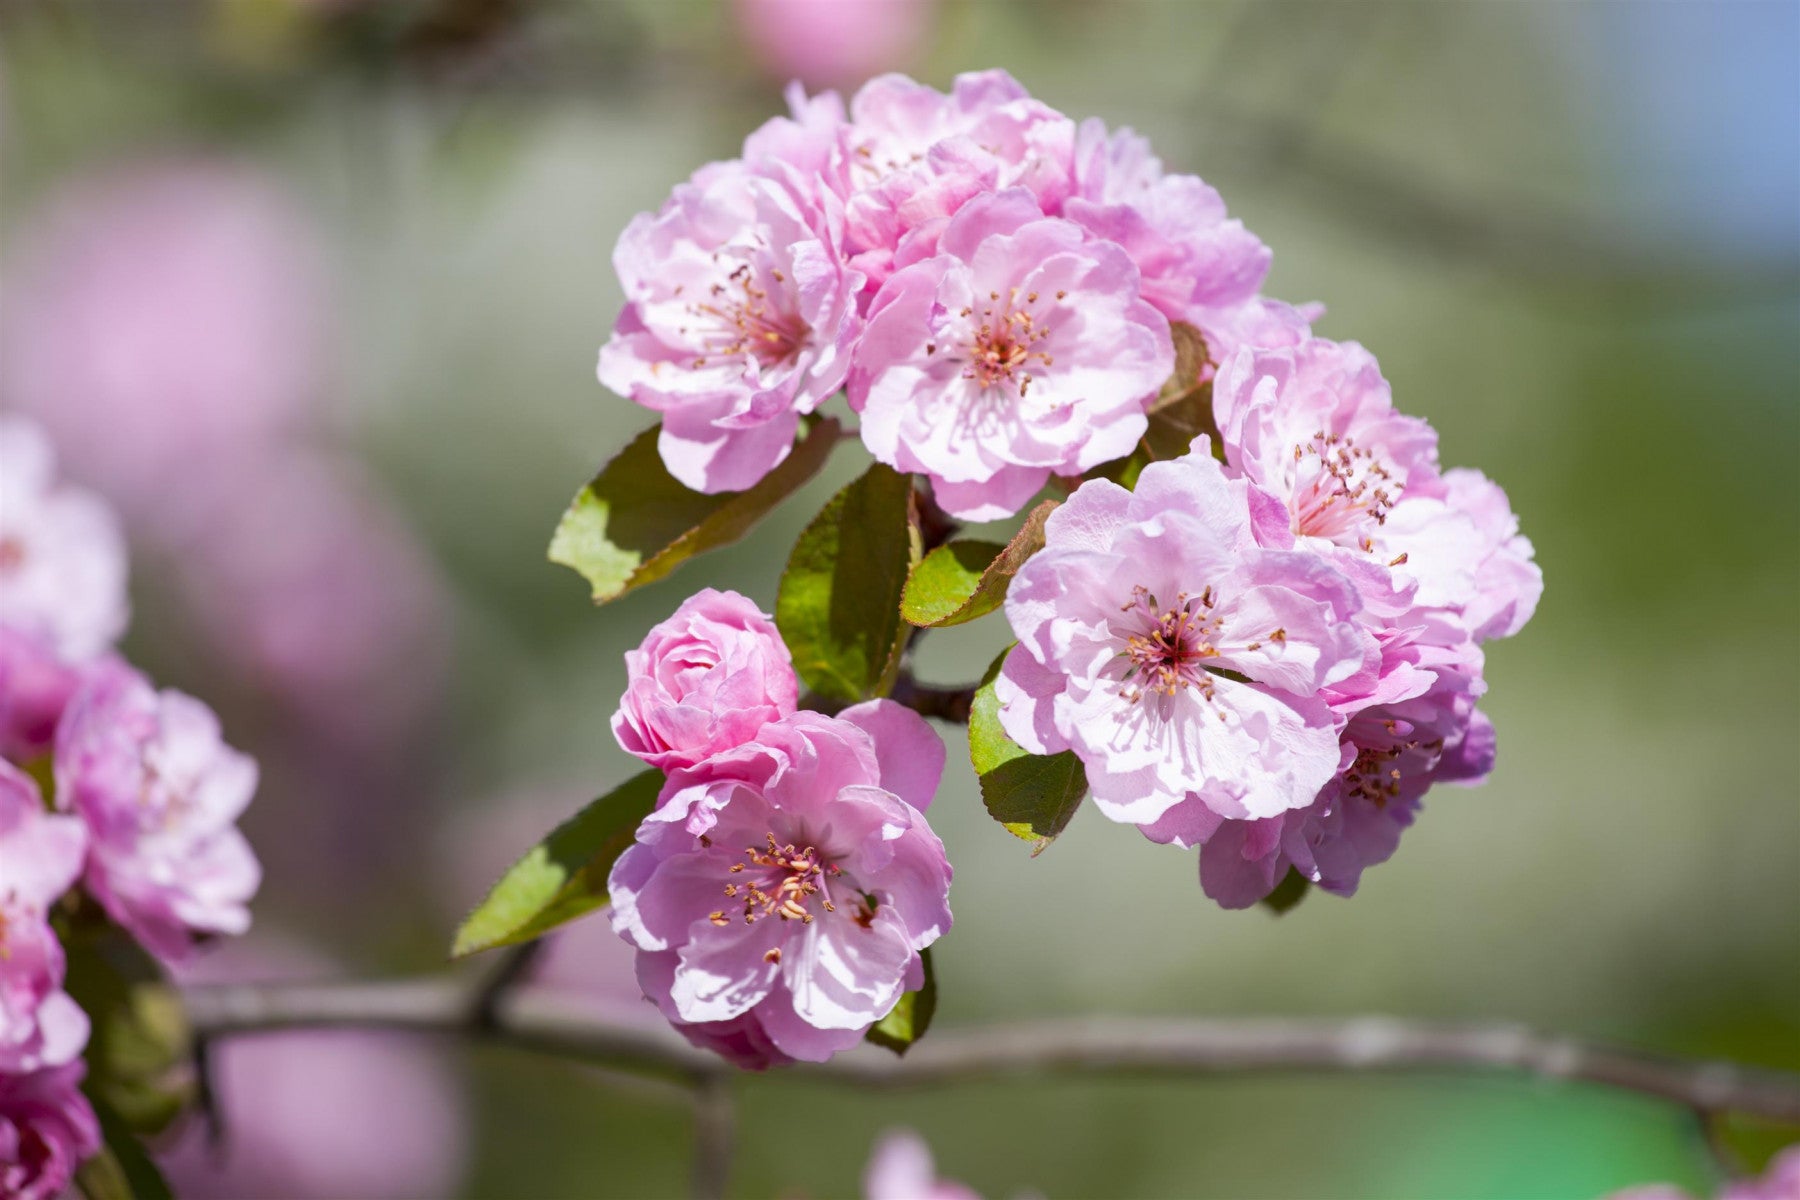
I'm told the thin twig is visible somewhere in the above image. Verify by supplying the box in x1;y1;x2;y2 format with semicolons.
470;939;545;1030
690;1074;735;1200
179;979;1800;1123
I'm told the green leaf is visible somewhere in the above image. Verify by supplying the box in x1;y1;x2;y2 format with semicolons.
549;417;840;605
1089;322;1222;489
968;647;1088;854
1261;868;1310;915
451;770;663;958
901;499;1057;628
63;932;191;1136
776;463;919;704
77;1094;174;1200
865;946;937;1056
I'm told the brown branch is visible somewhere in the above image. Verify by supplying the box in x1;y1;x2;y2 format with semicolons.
890;672;977;725
690;1075;735;1200
179;979;1800;1123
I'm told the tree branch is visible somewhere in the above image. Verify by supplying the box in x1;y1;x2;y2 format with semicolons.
179;979;1800;1123
890;672;977;725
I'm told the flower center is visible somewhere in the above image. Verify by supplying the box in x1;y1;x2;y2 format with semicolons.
1117;585;1222;704
0;534;25;574
1289;432;1400;547
953;288;1056;397
1341;720;1445;807
684;259;806;372
711;833;841;928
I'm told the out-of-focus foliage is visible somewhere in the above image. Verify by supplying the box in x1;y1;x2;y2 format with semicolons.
2;0;1794;1196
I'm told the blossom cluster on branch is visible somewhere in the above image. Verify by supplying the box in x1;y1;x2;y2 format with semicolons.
478;67;1547;1080
0;416;261;1197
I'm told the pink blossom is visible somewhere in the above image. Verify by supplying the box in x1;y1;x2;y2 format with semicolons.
609;703;950;1067
733;0;935;91
1064;119;1300;361
864;1129;981;1200
158;933;470;1199
0;416;129;662
995;452;1371;836
834;71;1077;291
1195;636;1493;907
0;762;89;1074
0;1061;99;1200
0;628;80;766
1212;339;1481;609
1428;467;1543;643
613;588;798;772
599;169;863;493
54;662;260;962
849;189;1174;519
1213;340;1541;642
0;163;326;527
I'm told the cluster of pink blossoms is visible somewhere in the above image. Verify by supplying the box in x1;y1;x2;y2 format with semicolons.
607;590;951;1068
600;69;1305;518
598;70;1538;910
0;415;261;1195
996;338;1539;905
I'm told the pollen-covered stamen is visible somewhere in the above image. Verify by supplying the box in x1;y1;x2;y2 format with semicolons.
959;288;1055;396
684;255;806;371
1289;431;1402;545
1341;734;1444;807
723;833;841;926
1115;585;1223;704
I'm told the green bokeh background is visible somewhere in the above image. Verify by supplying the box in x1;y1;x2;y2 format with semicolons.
3;2;1795;1196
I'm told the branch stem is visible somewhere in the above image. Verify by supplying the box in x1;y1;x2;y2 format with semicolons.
179;979;1800;1123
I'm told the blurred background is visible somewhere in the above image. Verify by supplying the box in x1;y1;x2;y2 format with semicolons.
2;1;1796;1196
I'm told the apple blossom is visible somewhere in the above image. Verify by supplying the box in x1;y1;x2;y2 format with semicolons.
0;1061;99;1200
599;168;863;493
0;762;88;1075
1065;119;1308;362
0;416;128;663
1194;636;1493;907
609;703;950;1067
54;662;260;962
865;1129;981;1200
613;588;798;772
0;628;80;767
849;189;1174;519
996;452;1371;835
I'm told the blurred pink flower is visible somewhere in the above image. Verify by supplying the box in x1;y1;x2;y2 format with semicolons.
159;932;469;1199
54;661;260;962
174;451;448;753
0;1060;99;1200
1603;1146;1800;1200
0;163;327;530
0;762;89;1074
865;1129;981;1200
613;588;797;771
0;627;80;766
0;416;129;663
733;0;936;90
